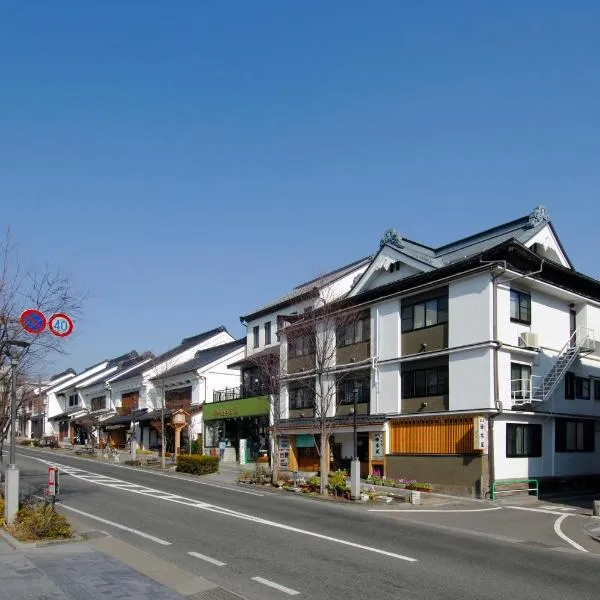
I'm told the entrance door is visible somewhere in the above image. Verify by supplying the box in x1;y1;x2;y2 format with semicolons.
570;309;577;344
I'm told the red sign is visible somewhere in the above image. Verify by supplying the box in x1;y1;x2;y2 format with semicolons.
19;309;47;335
48;313;74;338
48;467;57;496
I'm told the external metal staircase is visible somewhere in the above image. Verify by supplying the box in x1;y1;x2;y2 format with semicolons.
512;327;596;407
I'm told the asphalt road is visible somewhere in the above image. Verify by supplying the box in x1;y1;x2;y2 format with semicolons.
13;449;600;600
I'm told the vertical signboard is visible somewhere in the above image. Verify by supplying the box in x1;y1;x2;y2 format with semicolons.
279;435;289;470
474;416;488;453
239;439;247;465
48;467;58;497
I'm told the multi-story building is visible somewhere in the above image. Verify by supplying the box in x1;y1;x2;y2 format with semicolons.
273;206;600;497
211;257;372;463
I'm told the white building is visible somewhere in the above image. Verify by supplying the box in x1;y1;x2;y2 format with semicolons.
273;206;600;497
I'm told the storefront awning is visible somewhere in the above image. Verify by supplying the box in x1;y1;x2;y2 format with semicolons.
203;396;270;421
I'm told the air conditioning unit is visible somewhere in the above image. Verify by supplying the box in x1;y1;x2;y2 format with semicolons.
520;332;540;349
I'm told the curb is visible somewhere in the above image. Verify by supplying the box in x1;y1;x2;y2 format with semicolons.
583;519;600;544
0;526;86;550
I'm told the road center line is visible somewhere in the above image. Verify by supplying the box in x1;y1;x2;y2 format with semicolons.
60;504;172;546
188;551;227;566
553;514;588;552
21;453;417;562
251;576;300;596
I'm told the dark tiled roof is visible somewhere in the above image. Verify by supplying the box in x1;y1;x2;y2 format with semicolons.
151;339;245;380
108;327;230;384
78;354;154;390
240;257;372;322
50;368;76;381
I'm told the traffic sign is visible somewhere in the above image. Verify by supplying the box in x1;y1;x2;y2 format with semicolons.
48;467;57;496
48;313;74;338
20;309;47;335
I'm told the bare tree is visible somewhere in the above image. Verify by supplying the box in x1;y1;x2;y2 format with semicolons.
0;229;83;457
283;288;362;495
246;348;282;483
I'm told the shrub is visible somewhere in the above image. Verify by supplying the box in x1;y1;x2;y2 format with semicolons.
307;476;320;492
406;482;433;491
32;439;40;447
176;454;219;475
19;439;33;446
124;460;142;466
9;504;72;541
256;455;269;464
328;470;348;495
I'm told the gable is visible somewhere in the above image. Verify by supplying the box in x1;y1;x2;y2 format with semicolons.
348;245;431;296
524;224;572;269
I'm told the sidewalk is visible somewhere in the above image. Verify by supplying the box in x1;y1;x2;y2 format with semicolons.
0;536;187;600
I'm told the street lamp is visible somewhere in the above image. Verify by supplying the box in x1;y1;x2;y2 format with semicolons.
4;339;30;524
348;381;360;501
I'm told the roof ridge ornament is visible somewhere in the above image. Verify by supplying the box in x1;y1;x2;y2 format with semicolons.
528;205;550;228
380;229;403;248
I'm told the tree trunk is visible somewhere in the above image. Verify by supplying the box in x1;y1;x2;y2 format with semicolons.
319;426;329;495
270;429;280;484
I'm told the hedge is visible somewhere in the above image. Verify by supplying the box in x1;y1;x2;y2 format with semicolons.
176;454;219;475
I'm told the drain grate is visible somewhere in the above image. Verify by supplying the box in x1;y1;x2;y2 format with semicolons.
188;587;247;600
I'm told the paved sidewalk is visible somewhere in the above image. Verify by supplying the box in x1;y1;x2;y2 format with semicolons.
0;537;187;600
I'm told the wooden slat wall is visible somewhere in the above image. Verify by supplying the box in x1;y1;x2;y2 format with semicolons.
389;416;475;454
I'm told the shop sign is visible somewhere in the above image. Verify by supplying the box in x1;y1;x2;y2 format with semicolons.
203;395;270;421
279;435;289;469
295;433;315;448
372;432;384;458
473;416;487;453
239;439;247;465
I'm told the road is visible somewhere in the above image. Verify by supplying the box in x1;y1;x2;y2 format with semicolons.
13;448;600;600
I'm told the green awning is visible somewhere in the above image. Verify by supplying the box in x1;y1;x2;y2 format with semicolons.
203;396;270;421
295;434;315;448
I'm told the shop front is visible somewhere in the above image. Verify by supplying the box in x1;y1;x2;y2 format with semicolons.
203;396;270;463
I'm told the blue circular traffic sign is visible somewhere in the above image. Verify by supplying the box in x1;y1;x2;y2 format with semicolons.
20;309;47;335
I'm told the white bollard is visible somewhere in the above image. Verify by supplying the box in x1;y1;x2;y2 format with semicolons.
593;500;600;517
350;458;361;501
410;490;421;505
4;465;20;524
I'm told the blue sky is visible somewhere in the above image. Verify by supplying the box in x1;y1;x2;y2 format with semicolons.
1;2;599;376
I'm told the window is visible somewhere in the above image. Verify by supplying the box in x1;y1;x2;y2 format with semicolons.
91;396;105;412
565;371;575;399
68;394;78;407
594;380;600;401
337;316;370;347
402;366;448;398
289;386;314;410
289;334;314;357
401;296;448;333
510;290;531;324
576;377;590;400
253;325;259;349
511;363;532;400
556;419;595;452
264;321;272;345
337;373;370;404
506;423;542;458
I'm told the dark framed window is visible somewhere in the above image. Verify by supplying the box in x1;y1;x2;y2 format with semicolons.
506;423;542;458
576;377;590;400
337;316;370;347
68;394;78;407
337;373;370;404
288;334;314;357
565;372;575;399
594;380;600;401
402;366;448;398
401;297;448;333
289;386;314;410
511;363;532;400
264;321;272;345
510;290;531;324
91;396;105;412
253;325;259;349
555;419;595;452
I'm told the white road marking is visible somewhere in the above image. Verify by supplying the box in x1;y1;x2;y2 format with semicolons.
553;514;588;553
188;551;227;566
21;454;418;562
505;506;578;517
369;507;502;513
60;504;172;546
17;449;264;496
251;576;300;596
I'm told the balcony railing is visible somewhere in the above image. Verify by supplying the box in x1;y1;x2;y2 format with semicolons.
213;384;271;403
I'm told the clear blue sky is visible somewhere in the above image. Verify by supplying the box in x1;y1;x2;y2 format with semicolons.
1;2;599;376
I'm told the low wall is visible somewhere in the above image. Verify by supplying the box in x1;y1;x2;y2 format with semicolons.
386;453;485;497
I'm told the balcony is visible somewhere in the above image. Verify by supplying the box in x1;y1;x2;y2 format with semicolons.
213;384;271;403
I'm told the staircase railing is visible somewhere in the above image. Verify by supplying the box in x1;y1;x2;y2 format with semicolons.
530;327;596;403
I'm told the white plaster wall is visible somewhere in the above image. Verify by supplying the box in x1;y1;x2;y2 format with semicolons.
497;284;571;351
358;261;421;291
449;273;491;348
524;225;570;268
377;364;400;415
448;347;493;410
493;415;600;479
372;299;401;361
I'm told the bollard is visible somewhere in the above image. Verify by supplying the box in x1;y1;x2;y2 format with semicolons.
410;490;421;505
593;500;600;517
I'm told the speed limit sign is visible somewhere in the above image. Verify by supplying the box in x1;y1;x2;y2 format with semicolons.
48;313;74;338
